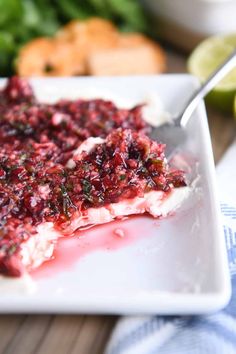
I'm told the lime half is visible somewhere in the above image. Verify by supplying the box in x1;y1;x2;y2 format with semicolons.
234;95;236;119
188;34;236;113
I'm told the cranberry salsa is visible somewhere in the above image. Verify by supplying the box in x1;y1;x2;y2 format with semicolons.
0;77;186;276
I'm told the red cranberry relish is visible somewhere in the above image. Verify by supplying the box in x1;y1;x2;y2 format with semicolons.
0;77;149;163
0;77;186;276
69;129;186;210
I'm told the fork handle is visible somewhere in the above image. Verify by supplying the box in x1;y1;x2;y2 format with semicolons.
178;49;236;127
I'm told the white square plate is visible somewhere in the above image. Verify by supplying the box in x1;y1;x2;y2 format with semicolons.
0;76;231;314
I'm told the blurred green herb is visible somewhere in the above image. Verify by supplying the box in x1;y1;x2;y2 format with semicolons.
0;0;148;76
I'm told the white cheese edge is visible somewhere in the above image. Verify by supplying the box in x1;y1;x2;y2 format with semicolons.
0;89;191;287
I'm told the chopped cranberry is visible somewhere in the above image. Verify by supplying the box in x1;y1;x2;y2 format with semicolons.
0;169;6;179
3;76;35;103
0;77;186;277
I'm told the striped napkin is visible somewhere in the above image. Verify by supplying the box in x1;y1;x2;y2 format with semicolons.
105;141;236;354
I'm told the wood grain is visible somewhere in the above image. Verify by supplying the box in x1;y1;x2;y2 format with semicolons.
3;316;52;354
0;48;235;354
207;107;236;163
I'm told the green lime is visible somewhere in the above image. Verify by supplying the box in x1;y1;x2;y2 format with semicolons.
234;95;236;119
188;34;236;113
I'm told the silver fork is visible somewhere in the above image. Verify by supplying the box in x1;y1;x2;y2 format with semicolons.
150;49;236;158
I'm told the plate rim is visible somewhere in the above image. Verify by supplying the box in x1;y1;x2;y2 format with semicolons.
0;75;231;314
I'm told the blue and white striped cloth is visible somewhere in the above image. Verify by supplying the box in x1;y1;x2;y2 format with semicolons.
105;141;236;354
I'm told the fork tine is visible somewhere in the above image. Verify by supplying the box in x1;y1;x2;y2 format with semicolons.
150;124;188;159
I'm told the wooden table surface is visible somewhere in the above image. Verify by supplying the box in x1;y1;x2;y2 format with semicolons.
0;48;235;354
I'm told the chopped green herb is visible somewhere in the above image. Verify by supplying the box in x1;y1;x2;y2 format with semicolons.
60;184;75;218
8;243;17;255
119;174;126;180
151;159;163;166
81;179;92;194
82;163;90;171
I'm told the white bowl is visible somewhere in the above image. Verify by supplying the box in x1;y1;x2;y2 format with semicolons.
143;0;236;36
